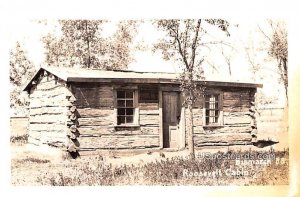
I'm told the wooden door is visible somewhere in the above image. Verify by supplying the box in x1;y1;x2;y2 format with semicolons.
163;92;179;148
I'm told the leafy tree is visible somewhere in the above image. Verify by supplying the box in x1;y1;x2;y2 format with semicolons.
10;41;36;109
259;20;288;102
42;20;138;69
154;19;230;158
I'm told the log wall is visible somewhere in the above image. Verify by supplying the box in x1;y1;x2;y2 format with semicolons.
28;72;70;148
72;84;160;150
188;87;256;147
28;75;258;151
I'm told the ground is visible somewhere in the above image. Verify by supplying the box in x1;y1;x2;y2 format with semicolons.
11;140;289;186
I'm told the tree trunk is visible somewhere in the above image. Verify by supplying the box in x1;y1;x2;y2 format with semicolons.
85;20;91;68
283;59;288;104
187;102;195;159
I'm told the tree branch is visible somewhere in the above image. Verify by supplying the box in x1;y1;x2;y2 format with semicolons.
169;24;189;68
189;19;201;70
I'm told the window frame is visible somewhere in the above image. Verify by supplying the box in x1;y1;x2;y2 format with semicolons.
203;91;223;127
114;87;139;127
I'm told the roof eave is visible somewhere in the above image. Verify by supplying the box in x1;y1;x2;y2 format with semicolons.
23;66;68;92
67;77;263;88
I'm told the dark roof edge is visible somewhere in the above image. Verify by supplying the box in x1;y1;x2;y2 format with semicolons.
22;67;44;92
67;77;263;88
23;67;263;92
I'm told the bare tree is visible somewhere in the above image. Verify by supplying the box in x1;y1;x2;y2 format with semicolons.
154;19;230;158
220;45;236;76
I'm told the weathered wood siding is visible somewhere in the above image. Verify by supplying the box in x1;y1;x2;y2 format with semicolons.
187;87;256;147
28;73;69;148
72;84;159;150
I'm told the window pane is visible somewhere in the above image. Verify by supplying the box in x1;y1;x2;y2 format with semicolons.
126;100;133;107
126;116;133;123
117;91;125;98
117;108;125;115
209;116;216;123
126;91;133;98
206;109;210;116
215;110;219;117
117;100;125;107
209;109;215;117
210;102;215;109
117;116;125;125
126;108;134;115
206;117;209;124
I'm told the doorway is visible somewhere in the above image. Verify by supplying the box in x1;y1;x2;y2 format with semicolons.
162;91;180;148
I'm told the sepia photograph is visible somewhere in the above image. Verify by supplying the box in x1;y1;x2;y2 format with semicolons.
9;18;289;186
2;0;300;196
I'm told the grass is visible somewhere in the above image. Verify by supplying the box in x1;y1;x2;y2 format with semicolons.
10;134;28;145
11;148;289;186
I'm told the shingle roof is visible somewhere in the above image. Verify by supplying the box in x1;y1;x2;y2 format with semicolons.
23;66;263;91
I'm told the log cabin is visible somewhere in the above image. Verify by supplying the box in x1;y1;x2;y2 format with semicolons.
23;66;262;156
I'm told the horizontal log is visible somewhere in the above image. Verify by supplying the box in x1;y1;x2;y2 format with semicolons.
30;94;66;102
140;126;159;134
139;109;159;115
78;125;159;136
29;115;66;124
28;131;41;140
28;136;40;145
74;86;113;92
223;112;251;117
75;100;114;108
194;126;252;134
29;123;68;131
30;106;67;116
223;115;252;125
223;105;251;112
30;88;66;99
77;117;114;126
76;90;113;99
30;99;73;108
76;108;114;118
140;114;159;125
194;133;252;146
139;103;159;110
223;91;251;100
79;134;159;149
40;130;66;138
223;99;251;107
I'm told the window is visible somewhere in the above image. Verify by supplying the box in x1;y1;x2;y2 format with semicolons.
117;90;134;125
204;93;222;126
139;86;158;103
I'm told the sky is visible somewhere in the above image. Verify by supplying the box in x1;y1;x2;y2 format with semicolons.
6;18;287;106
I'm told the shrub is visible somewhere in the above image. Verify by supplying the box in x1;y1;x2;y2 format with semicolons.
10;134;28;144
